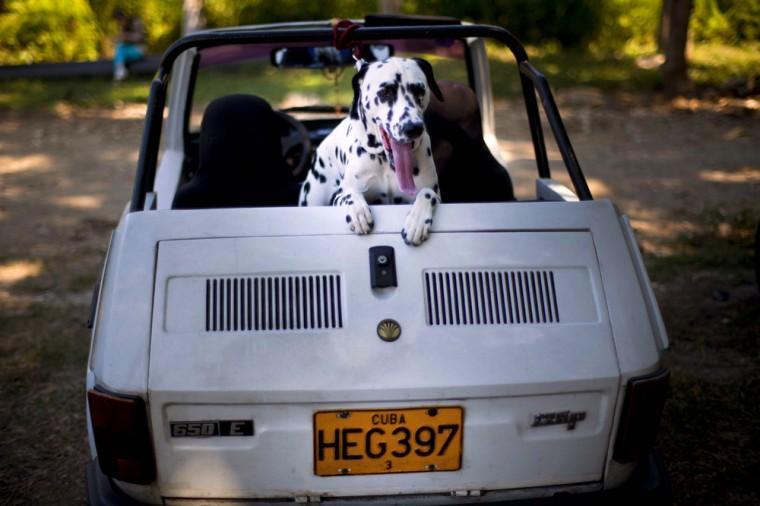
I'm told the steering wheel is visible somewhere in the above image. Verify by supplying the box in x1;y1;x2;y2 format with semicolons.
275;111;312;178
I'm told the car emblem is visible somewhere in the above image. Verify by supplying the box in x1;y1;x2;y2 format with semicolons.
377;319;401;341
531;411;587;430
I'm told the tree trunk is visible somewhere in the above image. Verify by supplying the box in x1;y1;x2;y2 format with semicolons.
378;0;402;14
657;0;672;51
182;0;205;36
660;0;693;96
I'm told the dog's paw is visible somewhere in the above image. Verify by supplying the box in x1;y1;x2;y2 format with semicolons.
401;189;438;245
401;191;437;246
344;199;374;235
401;216;433;246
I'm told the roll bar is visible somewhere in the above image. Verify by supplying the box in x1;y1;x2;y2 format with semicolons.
130;23;592;212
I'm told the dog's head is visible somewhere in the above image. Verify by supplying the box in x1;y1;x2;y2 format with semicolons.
351;57;443;142
350;57;443;193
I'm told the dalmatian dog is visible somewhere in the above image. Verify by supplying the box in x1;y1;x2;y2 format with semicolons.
298;57;443;246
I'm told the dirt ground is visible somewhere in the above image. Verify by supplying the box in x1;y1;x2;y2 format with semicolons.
0;91;758;505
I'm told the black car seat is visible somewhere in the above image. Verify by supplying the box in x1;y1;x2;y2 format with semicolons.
424;81;515;203
172;94;301;209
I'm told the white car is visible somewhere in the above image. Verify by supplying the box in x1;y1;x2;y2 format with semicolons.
85;16;670;505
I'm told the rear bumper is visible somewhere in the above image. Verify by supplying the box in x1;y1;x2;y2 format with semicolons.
86;450;670;506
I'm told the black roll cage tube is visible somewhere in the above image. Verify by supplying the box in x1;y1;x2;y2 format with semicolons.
130;23;592;212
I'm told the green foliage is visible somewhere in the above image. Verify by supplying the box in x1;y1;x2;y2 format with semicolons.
202;0;601;47
400;0;602;48
692;0;733;42
593;0;662;54
0;0;101;65
203;0;376;26
1;0;758;66
138;1;183;53
693;0;760;43
689;41;760;86
88;0;182;55
3;40;759;110
722;0;760;41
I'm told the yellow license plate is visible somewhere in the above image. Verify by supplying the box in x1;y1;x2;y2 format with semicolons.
313;406;463;476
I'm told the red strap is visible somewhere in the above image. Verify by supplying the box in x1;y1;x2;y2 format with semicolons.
332;19;362;58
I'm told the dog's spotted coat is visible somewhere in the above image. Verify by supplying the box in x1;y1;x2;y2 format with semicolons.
298;57;442;246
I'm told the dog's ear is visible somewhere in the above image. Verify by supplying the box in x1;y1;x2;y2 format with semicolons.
350;62;369;120
412;58;443;102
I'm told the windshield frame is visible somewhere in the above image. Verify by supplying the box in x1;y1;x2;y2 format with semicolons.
186;37;471;132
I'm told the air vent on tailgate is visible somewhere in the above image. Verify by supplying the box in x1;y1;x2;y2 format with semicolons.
205;274;343;332
424;270;559;326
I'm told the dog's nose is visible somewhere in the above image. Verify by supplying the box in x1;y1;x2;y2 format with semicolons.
401;122;424;139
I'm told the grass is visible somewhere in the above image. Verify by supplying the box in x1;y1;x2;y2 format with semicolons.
1;42;757;111
661;372;760;505
486;43;663;94
0;303;91;390
643;207;760;505
645;208;758;281
0;301;90;504
0;77;150;109
689;42;760;88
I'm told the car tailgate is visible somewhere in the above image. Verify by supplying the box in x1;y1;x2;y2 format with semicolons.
148;231;619;499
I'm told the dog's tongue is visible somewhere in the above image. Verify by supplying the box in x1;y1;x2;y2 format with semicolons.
390;137;416;195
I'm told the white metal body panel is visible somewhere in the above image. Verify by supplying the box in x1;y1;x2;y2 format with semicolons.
148;229;618;497
151;232;612;397
154;49;196;210
153;395;614;499
89;199;665;398
89;200;666;501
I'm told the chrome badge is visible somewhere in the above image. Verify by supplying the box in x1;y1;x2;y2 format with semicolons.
377;319;401;342
531;411;587;430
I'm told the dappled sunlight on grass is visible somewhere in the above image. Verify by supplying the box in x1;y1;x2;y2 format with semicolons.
495;138;544;198
191;60;354;113
52;195;103;210
689;42;760;88
628;208;702;256
0;153;52;175
58;102;147;120
585;177;612;198
642;208;758;279
1;42;758;112
485;41;661;93
671;95;760;114
278;91;324;109
96;145;139;164
0;77;151;110
0;259;43;285
700;167;760;184
191;55;473;115
634;54;665;70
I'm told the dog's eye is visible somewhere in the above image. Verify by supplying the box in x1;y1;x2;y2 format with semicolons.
376;84;398;103
408;83;425;97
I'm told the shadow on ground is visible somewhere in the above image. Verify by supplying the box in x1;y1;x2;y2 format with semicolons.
0;106;141;504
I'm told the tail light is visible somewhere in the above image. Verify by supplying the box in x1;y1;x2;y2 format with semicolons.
613;368;670;463
87;387;156;484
